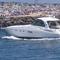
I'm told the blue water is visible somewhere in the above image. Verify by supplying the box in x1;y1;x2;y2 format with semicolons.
0;29;60;60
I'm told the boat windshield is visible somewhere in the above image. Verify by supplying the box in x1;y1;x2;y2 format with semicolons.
32;19;45;27
47;21;60;29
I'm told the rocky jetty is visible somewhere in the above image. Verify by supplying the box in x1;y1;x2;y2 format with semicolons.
0;15;38;27
0;14;60;27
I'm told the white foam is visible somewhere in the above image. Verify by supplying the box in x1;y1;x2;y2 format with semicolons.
1;36;21;40
1;36;60;40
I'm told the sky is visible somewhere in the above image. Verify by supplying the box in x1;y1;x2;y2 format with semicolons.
0;0;60;3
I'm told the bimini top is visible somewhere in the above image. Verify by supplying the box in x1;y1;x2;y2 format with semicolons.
37;16;59;22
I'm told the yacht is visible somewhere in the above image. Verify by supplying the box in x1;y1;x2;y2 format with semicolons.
5;16;60;38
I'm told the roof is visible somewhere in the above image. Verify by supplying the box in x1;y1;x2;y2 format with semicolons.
37;17;59;22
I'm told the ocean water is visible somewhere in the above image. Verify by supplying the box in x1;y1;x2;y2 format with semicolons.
0;29;60;60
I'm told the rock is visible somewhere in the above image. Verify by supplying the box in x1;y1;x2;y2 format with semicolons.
0;16;36;27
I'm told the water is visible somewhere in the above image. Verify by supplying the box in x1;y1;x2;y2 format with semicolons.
0;29;60;60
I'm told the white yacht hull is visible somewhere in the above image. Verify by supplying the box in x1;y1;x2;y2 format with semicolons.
5;25;60;38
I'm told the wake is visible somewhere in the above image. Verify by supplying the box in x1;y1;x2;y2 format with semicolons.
1;36;60;40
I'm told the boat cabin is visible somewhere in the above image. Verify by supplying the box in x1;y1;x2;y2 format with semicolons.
32;17;60;29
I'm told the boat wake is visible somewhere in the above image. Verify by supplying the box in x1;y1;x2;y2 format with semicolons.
1;36;60;40
1;36;20;40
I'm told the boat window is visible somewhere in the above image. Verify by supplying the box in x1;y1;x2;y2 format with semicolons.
47;21;60;29
32;19;45;27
